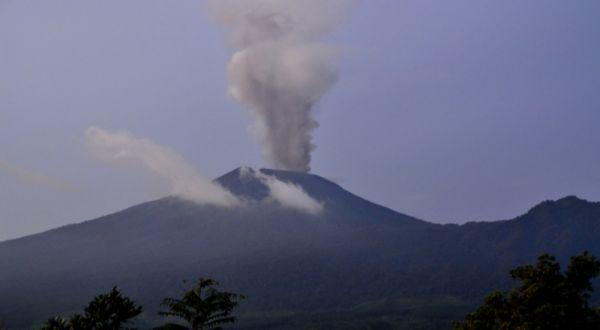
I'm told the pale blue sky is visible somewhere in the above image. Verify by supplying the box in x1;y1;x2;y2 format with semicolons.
1;0;599;240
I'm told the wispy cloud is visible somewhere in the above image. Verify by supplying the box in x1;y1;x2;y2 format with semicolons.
0;159;75;191
263;175;324;215
85;127;239;207
251;169;324;215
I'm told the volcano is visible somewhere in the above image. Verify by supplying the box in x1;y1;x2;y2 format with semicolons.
1;168;600;329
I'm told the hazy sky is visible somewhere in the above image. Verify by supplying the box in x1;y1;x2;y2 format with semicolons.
1;0;599;241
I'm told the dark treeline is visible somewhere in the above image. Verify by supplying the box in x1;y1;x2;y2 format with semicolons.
455;251;600;330
3;252;600;329
40;278;243;330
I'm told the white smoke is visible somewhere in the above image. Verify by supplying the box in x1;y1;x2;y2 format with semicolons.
85;127;239;207
240;167;324;215
210;0;353;172
262;174;324;215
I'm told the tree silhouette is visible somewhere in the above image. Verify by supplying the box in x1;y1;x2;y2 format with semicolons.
41;316;70;330
42;287;142;330
455;251;600;329
156;278;244;330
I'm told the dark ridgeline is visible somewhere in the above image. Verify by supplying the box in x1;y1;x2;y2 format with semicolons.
1;168;599;329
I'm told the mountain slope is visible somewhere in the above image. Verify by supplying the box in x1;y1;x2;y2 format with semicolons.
0;169;599;329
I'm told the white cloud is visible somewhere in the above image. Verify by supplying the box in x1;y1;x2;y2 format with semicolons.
85;127;239;207
254;170;324;215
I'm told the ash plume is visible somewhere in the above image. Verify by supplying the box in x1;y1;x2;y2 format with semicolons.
209;0;353;172
85;127;239;207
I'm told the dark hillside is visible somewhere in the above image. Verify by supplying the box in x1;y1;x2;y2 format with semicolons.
1;169;599;328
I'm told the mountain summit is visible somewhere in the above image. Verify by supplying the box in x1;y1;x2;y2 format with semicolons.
215;167;422;224
216;167;347;201
216;167;274;200
0;168;599;329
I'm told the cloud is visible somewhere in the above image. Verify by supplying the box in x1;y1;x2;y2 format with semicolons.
84;129;322;213
0;159;75;191
251;169;324;215
263;176;324;215
84;127;239;207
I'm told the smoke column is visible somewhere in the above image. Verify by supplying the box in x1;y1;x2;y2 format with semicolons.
210;0;353;172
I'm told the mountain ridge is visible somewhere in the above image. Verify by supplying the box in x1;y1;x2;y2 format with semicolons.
1;168;599;329
2;168;593;245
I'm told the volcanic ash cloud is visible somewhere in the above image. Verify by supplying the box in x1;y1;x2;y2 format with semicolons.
210;0;353;172
85;127;239;207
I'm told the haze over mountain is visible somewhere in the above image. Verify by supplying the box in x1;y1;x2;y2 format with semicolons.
1;168;599;329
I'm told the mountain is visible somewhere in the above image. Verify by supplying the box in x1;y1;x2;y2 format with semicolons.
1;168;599;329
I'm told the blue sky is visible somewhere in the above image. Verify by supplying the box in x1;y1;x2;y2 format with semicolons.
1;0;599;240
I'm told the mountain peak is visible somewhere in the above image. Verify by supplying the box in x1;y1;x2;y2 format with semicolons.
529;195;591;211
555;195;589;205
215;167;271;200
215;166;339;201
522;195;599;223
213;166;424;225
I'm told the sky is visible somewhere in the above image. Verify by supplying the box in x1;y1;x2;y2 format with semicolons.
1;0;599;241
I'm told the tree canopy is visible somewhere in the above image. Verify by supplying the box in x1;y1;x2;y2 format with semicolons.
157;278;244;330
42;287;142;330
455;251;600;330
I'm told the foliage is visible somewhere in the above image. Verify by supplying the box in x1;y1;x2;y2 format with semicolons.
41;316;70;330
42;287;142;330
156;278;244;330
455;251;600;330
